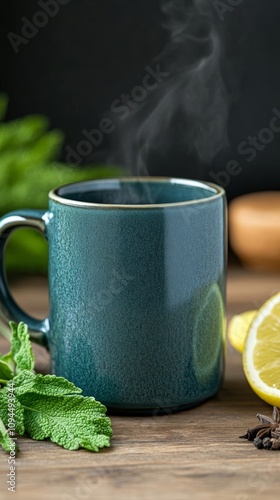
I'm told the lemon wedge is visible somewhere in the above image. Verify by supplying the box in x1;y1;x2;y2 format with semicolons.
228;310;257;353
242;292;280;407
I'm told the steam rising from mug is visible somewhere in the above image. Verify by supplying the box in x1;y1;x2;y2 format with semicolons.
109;0;229;175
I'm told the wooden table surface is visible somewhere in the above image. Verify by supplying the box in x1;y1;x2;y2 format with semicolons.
1;266;280;500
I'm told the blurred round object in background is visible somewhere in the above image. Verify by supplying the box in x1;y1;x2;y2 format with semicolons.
229;192;280;270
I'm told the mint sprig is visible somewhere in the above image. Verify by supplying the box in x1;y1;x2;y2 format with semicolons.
0;322;112;453
10;322;35;373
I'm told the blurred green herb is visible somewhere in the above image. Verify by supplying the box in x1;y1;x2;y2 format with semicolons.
0;93;123;274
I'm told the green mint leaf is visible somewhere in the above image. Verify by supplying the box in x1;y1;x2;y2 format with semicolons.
10;322;35;373
0;417;15;453
13;370;82;397
0;324;113;455
0;387;25;435
20;392;112;452
0;351;15;373
0;360;14;384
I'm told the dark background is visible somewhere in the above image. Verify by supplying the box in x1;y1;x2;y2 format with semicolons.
1;0;280;201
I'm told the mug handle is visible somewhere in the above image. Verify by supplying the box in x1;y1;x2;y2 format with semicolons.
0;210;49;348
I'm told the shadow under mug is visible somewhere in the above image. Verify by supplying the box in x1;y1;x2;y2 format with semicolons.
0;177;227;415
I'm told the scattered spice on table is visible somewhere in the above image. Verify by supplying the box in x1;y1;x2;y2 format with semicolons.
240;406;280;450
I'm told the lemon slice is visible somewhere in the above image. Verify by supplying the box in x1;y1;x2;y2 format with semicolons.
228;310;257;353
243;292;280;406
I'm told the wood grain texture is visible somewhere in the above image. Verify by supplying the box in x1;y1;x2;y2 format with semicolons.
1;267;280;500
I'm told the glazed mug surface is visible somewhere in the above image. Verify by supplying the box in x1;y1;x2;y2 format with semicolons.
0;177;227;414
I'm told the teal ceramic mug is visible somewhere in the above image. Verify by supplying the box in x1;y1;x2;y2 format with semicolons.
0;177;226;414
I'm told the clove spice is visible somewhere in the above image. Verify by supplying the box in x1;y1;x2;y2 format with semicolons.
240;406;280;450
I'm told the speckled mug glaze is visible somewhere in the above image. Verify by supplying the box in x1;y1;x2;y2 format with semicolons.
0;178;227;414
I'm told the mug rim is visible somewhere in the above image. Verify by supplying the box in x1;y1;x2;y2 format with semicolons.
49;177;225;209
